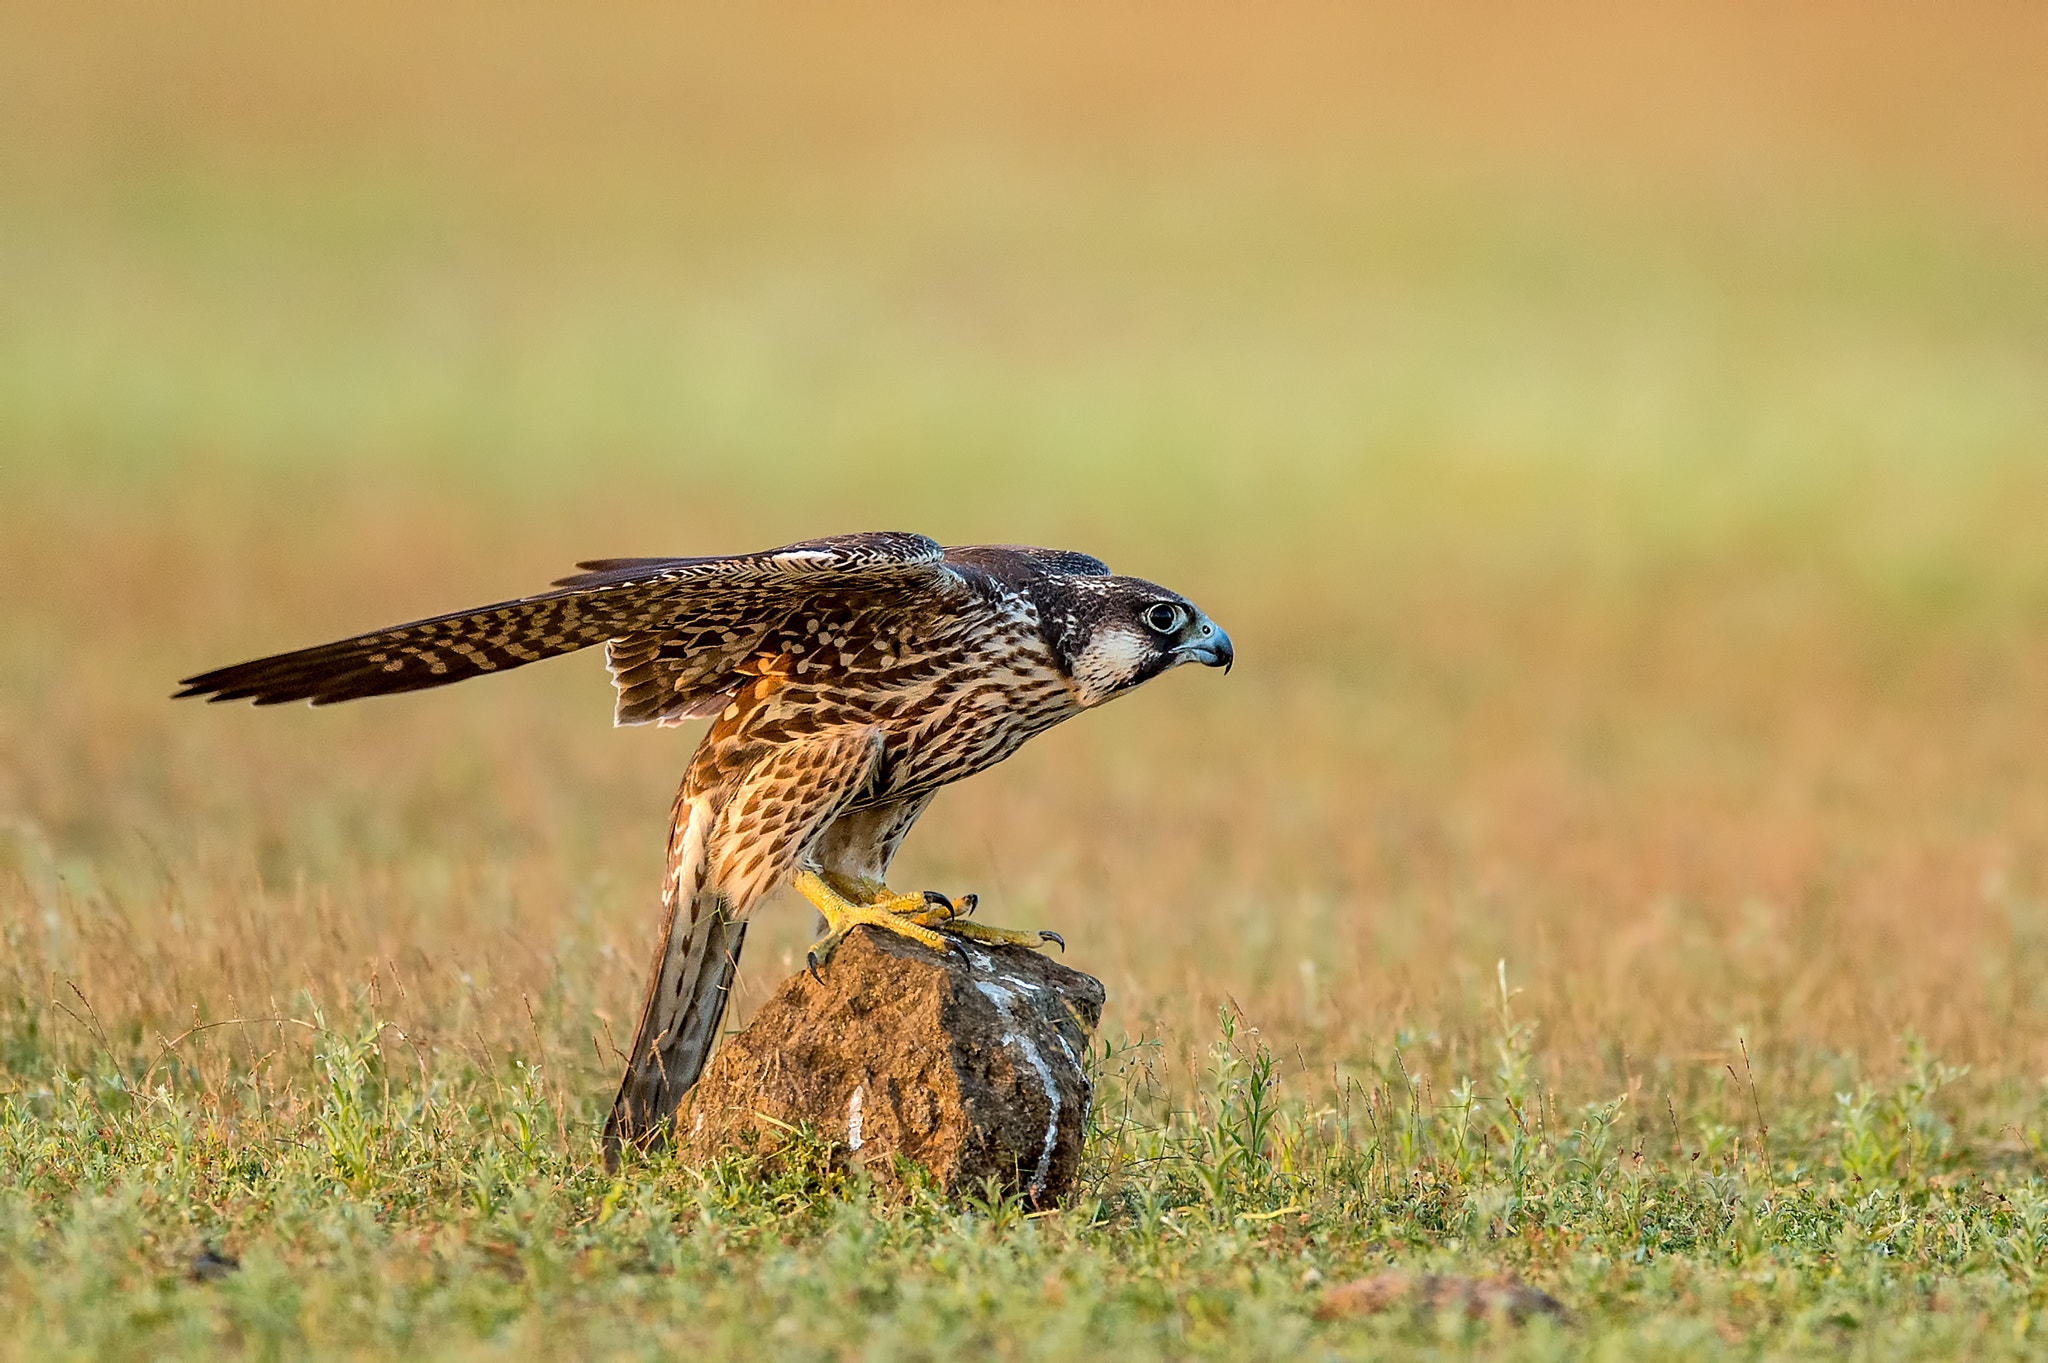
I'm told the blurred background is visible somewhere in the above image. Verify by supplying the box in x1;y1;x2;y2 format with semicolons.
4;3;2047;1114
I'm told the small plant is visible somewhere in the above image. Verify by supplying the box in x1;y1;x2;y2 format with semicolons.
309;1005;384;1189
1835;1033;1968;1183
1189;1004;1287;1210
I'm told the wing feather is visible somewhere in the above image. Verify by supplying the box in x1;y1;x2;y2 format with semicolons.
176;532;950;708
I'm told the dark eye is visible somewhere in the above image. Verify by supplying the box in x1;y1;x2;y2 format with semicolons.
1142;603;1185;634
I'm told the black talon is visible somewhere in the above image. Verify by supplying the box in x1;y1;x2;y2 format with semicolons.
947;938;974;968
807;950;824;983
958;893;979;918
921;890;953;914
1039;931;1066;952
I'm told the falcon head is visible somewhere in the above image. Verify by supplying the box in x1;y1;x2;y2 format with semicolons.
1053;576;1233;708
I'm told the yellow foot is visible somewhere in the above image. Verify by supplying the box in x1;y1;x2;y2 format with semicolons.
794;871;1064;977
941;914;1067;952
921;891;1065;953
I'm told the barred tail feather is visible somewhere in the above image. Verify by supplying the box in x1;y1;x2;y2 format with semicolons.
602;793;744;1169
601;888;746;1169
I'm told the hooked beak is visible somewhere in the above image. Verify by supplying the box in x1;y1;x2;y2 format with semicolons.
1177;621;1234;674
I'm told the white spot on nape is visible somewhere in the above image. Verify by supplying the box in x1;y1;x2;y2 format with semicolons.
847;1085;865;1150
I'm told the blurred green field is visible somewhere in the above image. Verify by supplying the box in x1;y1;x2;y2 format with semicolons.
6;4;2048;1357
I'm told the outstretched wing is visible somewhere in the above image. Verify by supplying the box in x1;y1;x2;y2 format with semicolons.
175;532;951;708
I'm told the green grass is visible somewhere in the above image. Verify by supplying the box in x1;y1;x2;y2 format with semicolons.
9;982;2047;1359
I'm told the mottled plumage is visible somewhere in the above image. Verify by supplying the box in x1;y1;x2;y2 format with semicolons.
177;532;1232;1166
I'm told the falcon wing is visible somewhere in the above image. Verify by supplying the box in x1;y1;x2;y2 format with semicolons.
174;531;951;708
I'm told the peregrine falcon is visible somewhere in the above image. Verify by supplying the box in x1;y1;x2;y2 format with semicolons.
176;532;1233;1165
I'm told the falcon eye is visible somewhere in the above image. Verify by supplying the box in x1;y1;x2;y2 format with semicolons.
1142;603;1185;635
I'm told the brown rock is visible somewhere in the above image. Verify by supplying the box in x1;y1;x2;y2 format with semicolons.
674;924;1105;1204
1314;1271;1567;1324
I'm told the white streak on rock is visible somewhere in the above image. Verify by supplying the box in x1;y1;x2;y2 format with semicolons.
1049;1030;1093;1138
847;1084;865;1151
974;979;1060;1195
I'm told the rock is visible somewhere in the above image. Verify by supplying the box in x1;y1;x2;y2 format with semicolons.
674;924;1104;1204
1314;1271;1566;1324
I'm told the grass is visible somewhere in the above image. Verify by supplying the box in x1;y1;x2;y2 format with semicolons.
8;984;2047;1358
6;3;2048;1356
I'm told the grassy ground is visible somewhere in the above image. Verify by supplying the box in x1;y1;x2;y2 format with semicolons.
6;4;2048;1356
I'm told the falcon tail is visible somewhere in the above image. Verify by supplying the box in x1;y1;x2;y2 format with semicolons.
602;793;747;1170
602;885;747;1170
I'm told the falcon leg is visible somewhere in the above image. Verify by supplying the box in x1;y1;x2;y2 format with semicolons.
938;918;1067;952
795;870;963;975
816;870;945;917
855;882;1062;952
798;871;1064;976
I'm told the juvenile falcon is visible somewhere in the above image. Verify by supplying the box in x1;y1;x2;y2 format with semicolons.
176;532;1232;1165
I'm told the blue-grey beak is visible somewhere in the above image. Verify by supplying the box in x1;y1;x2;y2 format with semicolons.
1178;620;1233;673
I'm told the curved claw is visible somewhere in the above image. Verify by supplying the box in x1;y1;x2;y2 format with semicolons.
921;890;954;917
957;892;979;918
947;938;974;969
1039;930;1065;952
807;950;824;984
